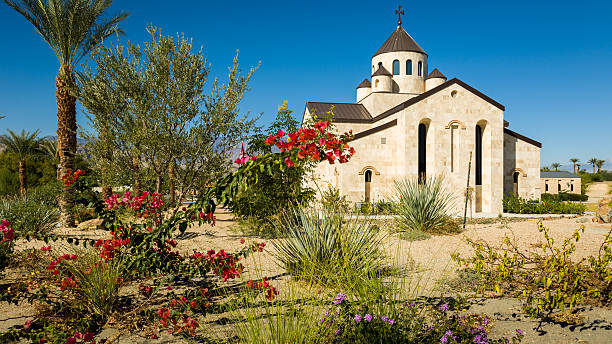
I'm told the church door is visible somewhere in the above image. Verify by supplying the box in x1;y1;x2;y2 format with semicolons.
513;171;519;196
364;170;372;202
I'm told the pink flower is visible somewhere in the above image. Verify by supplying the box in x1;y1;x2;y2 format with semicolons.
284;157;293;168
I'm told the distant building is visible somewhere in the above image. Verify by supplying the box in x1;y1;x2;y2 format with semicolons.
302;11;541;214
540;171;581;195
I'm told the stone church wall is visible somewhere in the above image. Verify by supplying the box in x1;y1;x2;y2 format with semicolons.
503;133;541;200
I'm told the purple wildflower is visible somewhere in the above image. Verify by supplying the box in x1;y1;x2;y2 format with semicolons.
388;319;395;325
334;328;342;335
364;314;372;322
482;317;489;325
440;335;448;344
445;330;453;336
333;293;346;305
354;314;362;322
440;304;449;312
381;315;388;322
516;329;523;335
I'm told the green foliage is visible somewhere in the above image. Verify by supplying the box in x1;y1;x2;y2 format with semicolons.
273;207;384;289
320;186;351;212
358;200;398;215
453;222;612;317
61;251;123;320
541;192;588;202
318;296;523;344
232;102;314;224
503;195;585;214
393;176;458;233
0;187;59;239
0;150;57;197
79;25;257;206
4;0;129;72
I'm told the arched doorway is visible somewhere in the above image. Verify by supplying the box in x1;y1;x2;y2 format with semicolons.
475;124;483;212
418;123;427;183
364;170;372;202
513;171;519;196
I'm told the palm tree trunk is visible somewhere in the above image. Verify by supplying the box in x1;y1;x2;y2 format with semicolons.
593;165;596;174
19;160;26;198
56;67;76;227
168;162;175;206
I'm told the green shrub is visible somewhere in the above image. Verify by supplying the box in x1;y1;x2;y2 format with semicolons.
503;195;585;214
393;176;458;233
542;192;588;202
273;207;384;289
0;193;59;238
0;220;15;270
453;223;611;317
61;251;123;320
321;186;350;212
317;293;524;343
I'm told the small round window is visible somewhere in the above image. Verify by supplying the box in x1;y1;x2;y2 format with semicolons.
451;90;458;98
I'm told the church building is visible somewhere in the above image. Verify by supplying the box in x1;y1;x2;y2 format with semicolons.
302;10;542;214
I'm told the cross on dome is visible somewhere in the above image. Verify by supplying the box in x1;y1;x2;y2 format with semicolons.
395;5;405;26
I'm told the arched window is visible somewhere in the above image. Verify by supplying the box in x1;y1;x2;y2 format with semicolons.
418;123;427;183
406;60;412;75
365;170;372;182
418;61;423;76
392;60;399;75
375;79;379;88
475;125;483;186
450;124;458;172
571;183;574;192
378;62;383;69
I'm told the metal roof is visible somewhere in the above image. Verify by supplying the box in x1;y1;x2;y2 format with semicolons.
373;26;426;57
426;68;446;80
356;79;371;89
372;65;392;77
540;171;580;179
306;102;372;122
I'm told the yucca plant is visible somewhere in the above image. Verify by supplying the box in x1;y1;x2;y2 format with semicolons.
393;176;458;233
62;251;123;319
273;207;385;289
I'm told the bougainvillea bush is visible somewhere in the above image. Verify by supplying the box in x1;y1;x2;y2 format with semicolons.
0;220;15;269
0;119;356;342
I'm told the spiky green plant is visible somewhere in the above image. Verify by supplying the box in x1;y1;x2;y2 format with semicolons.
273;207;384;288
393;176;458;233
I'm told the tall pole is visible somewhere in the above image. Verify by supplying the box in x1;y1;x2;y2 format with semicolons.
463;151;473;230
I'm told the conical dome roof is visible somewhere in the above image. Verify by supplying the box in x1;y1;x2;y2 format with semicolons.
373;26;426;57
426;68;446;80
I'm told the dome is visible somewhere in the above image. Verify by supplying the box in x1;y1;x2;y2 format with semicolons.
373;25;426;57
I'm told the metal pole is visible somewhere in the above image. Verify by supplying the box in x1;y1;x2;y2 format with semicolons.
463;151;473;230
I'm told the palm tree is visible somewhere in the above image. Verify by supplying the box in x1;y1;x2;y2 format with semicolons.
570;158;579;173
0;129;41;197
4;0;128;227
588;158;598;174
550;163;561;171
596;159;605;173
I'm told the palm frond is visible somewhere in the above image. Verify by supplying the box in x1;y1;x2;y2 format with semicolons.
4;0;129;71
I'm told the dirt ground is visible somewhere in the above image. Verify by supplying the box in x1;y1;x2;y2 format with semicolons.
1;210;611;343
586;181;612;202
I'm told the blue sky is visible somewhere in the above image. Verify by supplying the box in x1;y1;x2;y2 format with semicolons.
1;0;610;170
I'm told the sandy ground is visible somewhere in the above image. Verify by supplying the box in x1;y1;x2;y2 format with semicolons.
1;209;611;343
586;181;612;202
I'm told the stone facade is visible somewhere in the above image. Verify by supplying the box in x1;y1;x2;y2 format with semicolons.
303;23;542;214
540;172;581;195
